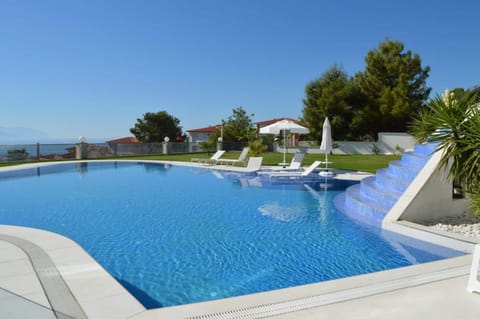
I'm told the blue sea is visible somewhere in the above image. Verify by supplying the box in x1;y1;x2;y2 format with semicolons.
0;143;107;161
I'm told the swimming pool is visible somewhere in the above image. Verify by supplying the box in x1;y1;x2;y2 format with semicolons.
0;161;463;308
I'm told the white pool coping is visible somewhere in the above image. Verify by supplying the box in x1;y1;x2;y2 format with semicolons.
1;160;480;318
0;225;145;319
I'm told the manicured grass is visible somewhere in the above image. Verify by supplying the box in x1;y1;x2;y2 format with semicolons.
0;162;28;167
0;152;400;173
103;152;400;173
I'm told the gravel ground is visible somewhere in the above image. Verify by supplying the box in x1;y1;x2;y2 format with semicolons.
423;211;480;239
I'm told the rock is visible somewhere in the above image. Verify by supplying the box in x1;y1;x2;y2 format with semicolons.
424;212;480;239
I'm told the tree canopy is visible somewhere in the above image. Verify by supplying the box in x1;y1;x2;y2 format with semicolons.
130;111;183;143
301;39;431;141
222;106;256;142
356;39;431;134
302;65;358;141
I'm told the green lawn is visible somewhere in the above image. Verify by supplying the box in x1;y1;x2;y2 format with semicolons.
0;152;400;173
100;152;399;173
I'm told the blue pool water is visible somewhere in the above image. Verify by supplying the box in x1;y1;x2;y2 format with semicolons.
0;162;463;308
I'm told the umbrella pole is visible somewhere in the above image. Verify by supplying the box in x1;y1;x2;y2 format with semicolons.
283;130;286;165
325;152;328;171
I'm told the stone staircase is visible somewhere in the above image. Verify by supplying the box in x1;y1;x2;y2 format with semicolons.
335;143;438;227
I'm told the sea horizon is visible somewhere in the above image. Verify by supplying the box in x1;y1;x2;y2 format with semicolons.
0;136;114;145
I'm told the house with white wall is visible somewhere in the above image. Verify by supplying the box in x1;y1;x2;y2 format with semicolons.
186;125;219;143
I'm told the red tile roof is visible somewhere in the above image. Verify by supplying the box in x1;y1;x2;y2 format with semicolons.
186;125;219;133
106;136;139;144
255;117;303;127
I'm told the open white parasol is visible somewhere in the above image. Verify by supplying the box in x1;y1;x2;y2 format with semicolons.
259;120;309;165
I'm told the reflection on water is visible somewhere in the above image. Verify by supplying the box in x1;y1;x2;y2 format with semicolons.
0;161;173;181
208;169;358;224
76;162;88;178
258;202;307;222
209;169;357;192
257;183;309;222
304;183;331;226
335;204;461;262
138;162;170;174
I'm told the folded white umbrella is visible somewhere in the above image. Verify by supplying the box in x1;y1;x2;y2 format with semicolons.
319;117;333;170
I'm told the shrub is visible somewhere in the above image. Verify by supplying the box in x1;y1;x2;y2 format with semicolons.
6;149;29;161
248;139;268;156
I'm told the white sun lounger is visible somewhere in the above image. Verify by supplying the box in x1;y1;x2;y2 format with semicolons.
216;147;249;166
284;152;305;170
191;150;225;164
265;161;322;178
258;153;305;175
212;157;263;173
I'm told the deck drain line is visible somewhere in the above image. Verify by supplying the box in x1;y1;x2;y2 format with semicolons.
186;265;470;319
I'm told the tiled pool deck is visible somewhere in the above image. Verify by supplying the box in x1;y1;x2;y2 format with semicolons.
1;161;480;318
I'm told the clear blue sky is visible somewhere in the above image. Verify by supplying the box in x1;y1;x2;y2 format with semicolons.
1;0;479;142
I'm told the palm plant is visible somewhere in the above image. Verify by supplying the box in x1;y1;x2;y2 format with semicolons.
199;139;216;156
461;105;480;219
248;139;268;156
409;91;480;219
